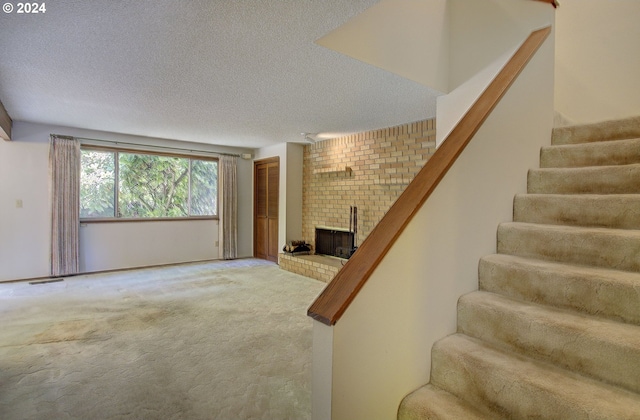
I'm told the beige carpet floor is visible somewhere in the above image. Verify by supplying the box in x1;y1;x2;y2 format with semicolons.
0;259;325;420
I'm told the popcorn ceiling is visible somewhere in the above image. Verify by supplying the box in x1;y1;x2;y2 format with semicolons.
0;0;439;148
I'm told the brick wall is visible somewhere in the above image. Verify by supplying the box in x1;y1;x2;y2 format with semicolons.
302;119;436;250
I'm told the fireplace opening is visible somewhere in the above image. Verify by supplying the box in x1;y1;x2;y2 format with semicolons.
315;228;355;259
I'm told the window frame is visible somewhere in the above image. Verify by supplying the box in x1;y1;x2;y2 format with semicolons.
80;145;219;223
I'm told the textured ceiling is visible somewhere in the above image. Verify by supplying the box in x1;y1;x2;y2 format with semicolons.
0;0;441;148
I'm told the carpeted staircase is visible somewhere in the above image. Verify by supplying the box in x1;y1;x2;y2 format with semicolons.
398;116;640;419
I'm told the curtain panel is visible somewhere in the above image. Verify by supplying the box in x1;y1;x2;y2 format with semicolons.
219;155;238;260
49;135;81;277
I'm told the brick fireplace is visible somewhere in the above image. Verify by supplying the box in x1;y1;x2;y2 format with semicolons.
280;118;436;282
303;118;436;251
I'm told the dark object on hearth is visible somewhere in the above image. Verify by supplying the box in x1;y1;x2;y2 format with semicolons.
292;244;311;253
283;241;312;255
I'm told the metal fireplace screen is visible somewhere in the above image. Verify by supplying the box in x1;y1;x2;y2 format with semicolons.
315;228;354;259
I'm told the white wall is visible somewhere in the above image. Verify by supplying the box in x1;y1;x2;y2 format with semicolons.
436;45;519;146
449;0;552;90
0;121;254;281
314;3;555;418
80;220;218;272
438;0;554;145
555;0;640;123
236;153;255;259
285;143;304;241
0;127;50;281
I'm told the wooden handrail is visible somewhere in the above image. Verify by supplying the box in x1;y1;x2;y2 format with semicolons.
308;26;551;326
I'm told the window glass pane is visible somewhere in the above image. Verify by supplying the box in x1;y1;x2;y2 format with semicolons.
80;150;115;218
190;159;218;216
118;153;189;218
80;148;218;220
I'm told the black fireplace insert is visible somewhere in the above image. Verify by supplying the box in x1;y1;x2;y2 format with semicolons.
315;228;355;259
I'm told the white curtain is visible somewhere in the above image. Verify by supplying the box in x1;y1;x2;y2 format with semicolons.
50;135;81;277
219;155;238;260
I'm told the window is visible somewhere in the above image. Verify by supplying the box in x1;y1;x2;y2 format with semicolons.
80;148;218;220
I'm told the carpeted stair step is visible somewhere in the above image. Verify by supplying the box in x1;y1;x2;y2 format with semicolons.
457;291;640;393
540;138;640;168
528;163;640;194
398;384;491;420
430;334;640;419
513;194;640;229
479;254;640;325
399;116;640;420
552;116;640;145
497;222;640;272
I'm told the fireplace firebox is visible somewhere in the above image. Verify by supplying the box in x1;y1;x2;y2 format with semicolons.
315;227;355;259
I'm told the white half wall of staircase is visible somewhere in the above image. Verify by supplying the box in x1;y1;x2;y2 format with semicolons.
317;20;555;420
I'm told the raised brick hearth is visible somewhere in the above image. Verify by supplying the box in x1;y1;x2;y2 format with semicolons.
278;253;345;283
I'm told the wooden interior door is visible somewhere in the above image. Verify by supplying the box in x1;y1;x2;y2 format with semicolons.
254;158;279;262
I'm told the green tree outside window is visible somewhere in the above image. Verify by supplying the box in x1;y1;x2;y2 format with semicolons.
80;149;218;219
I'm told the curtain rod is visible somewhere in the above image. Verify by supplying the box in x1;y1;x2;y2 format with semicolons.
56;134;242;157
